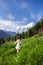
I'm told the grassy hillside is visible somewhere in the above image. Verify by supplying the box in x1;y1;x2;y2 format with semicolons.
0;32;43;65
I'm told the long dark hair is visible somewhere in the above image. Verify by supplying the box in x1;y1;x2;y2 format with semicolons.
17;36;20;39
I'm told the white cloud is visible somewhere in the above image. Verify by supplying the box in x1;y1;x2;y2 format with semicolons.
7;14;15;20
0;19;18;32
0;18;34;33
26;22;34;28
16;22;34;33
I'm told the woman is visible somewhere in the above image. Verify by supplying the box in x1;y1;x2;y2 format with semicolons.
15;37;22;53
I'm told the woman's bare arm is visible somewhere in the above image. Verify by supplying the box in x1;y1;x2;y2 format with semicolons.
15;40;18;44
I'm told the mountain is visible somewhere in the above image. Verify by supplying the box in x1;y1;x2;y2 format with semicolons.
0;30;11;38
6;31;17;37
0;30;17;38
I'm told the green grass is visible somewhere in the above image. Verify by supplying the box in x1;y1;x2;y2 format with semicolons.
0;32;43;65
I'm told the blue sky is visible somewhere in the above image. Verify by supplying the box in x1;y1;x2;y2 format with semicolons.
0;0;43;32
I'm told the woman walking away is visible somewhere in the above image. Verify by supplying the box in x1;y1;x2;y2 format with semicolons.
15;37;22;53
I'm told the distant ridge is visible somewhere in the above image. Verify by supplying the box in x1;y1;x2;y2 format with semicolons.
0;30;17;38
6;31;17;37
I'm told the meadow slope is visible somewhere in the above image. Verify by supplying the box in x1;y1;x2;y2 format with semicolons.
0;32;43;65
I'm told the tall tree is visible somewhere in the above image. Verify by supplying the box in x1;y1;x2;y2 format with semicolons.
40;19;43;31
28;28;33;37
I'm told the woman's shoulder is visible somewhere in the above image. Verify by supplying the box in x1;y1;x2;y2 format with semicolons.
17;39;20;40
17;39;20;42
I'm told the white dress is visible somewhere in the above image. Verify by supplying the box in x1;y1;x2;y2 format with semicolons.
15;39;21;50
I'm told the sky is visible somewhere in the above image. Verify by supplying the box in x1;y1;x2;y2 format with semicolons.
0;0;43;33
